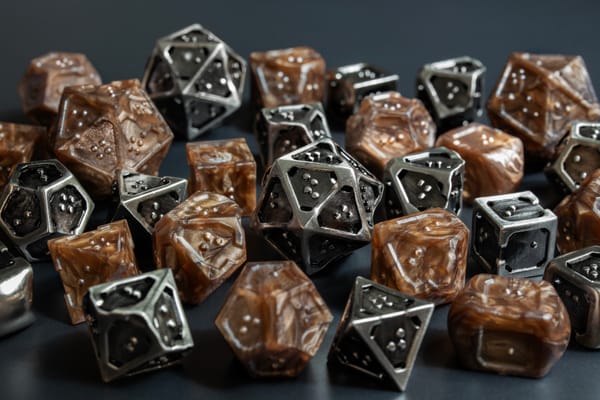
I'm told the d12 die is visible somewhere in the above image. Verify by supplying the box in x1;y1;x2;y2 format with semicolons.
83;268;194;382
416;56;486;133
328;276;433;392
252;139;384;275
472;191;557;278
142;24;246;140
0;159;94;261
383;147;465;218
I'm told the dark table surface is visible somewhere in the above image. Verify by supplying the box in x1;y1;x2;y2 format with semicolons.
1;0;599;399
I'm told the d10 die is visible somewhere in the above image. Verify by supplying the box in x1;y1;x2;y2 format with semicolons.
0;159;94;261
252;139;384;275
255;102;331;167
383;147;465;218
0;240;34;337
472;191;557;278
326;63;398;124
83;269;194;382
546;121;600;193
328;276;433;392
416;56;486;133
142;24;246;140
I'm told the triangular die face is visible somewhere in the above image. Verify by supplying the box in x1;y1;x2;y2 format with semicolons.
257;177;294;224
317;185;362;233
168;27;218;45
330;325;386;381
291;141;343;164
351;277;416;319
527;54;574;74
118;171;179;197
185;97;227;132
226;50;245;92
145;56;175;96
189;48;233;99
268;105;312;124
165;43;214;90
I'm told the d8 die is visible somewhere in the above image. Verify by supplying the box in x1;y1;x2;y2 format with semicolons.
326;63;398;124
252;139;384;275
383;147;465;218
255;103;331;167
328;276;433;392
472;191;557;278
546;121;600;193
83;269;194;382
0;159;94;261
142;24;246;140
416;56;486;133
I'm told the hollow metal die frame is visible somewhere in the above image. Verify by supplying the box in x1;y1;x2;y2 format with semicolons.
0;240;34;337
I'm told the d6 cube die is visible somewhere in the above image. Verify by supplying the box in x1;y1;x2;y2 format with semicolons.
0;240;34;337
383;147;465;218
472;191;557;277
328;276;433;392
416;56;486;133
83;269;194;382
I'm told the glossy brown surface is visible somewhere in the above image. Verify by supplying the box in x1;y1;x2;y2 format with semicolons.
0;122;45;190
448;274;570;378
250;46;325;108
52;79;174;198
370;208;469;304
554;170;600;253
436;123;524;202
487;52;600;163
19;52;102;126
153;192;246;304
48;220;140;324
346;92;436;177
186;138;256;216
215;261;332;378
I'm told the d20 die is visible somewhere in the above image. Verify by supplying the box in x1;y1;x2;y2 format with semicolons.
328;276;433;392
0;159;94;261
0;240;34;337
153;192;246;304
383;147;465;218
83;269;194;382
416;56;486;132
252;139;384;275
0;122;46;190
48;220;141;324
142;23;246;140
215;261;332;378
472;191;557;278
255;102;331;167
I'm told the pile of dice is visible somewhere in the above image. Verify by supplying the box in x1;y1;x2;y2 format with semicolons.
1;22;600;391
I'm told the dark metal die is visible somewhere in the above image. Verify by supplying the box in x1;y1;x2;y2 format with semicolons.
472;191;557;278
0;240;34;337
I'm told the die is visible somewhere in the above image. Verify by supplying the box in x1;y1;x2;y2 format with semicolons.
0;240;34;337
0;122;46;191
472;191;557;278
328;276;433;392
0;159;94;261
142;23;246;140
252;138;384;275
383;146;465;218
83;268;194;382
416;56;485;133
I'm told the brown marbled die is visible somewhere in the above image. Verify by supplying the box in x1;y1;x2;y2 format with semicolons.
0;122;46;190
346;92;436;177
370;208;469;305
48;220;140;324
487;52;600;163
435;122;524;202
19;52;102;126
554;169;600;254
51;79;174;198
448;274;570;378
215;261;332;378
153;192;246;304
250;46;326;108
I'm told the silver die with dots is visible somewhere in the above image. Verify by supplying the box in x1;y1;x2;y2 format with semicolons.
83;268;194;382
142;23;246;140
255;102;332;167
383;146;465;219
0;159;94;262
472;190;557;278
252;138;384;275
328;276;434;392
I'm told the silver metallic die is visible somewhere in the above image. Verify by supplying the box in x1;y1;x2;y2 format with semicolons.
252;139;383;275
383;147;465;218
328;276;433;392
472;191;557;278
0;240;34;337
83;268;194;382
142;23;246;140
0;159;94;261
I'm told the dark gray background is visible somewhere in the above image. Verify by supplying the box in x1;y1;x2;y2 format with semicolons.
0;0;598;399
